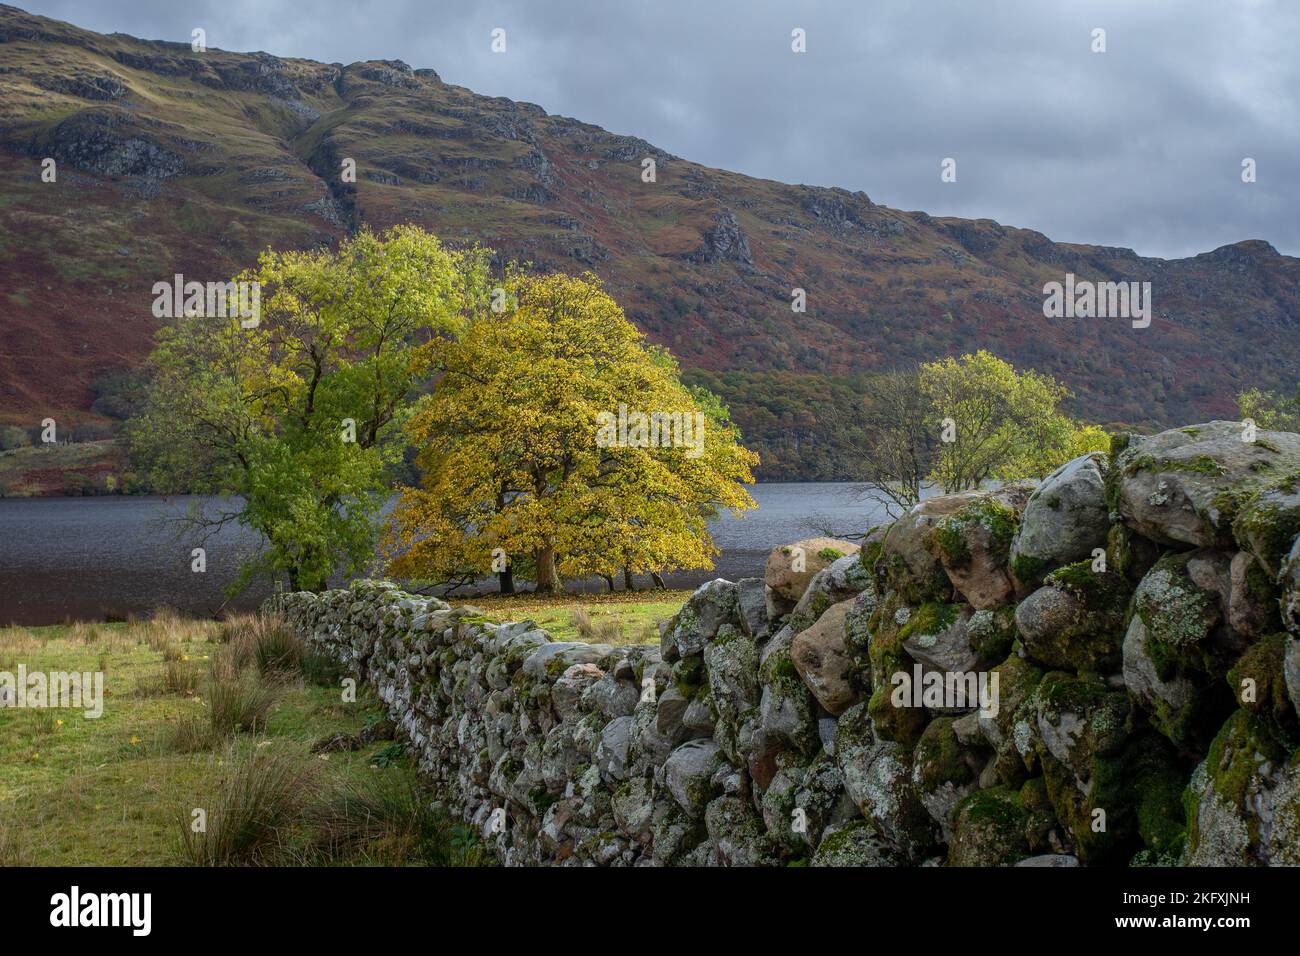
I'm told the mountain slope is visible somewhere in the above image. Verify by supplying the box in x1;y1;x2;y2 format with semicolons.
1;4;1297;478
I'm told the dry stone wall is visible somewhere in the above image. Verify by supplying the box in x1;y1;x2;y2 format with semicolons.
278;421;1300;866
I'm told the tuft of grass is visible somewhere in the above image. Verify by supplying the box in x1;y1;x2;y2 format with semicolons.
306;772;490;867
301;649;349;687
205;669;278;736
179;744;320;866
571;607;626;643
167;714;216;754
163;658;201;696
223;612;304;678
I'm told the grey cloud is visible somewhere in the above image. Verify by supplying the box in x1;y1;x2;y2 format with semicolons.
21;0;1300;257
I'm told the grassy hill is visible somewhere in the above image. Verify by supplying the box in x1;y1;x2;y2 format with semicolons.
1;4;1297;479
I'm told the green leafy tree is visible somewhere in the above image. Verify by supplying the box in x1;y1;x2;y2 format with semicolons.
386;272;758;593
1239;386;1300;431
127;226;491;592
922;350;1107;492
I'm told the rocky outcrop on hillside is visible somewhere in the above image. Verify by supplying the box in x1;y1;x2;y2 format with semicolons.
276;420;1300;865
3;4;1300;445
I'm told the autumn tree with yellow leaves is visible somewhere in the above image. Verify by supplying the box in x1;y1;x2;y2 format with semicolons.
385;272;758;593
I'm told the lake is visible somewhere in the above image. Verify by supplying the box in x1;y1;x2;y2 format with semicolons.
0;485;895;625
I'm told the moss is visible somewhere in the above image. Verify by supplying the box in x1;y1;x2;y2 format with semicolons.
929;522;971;567
1233;490;1300;575
1105;522;1158;583
1020;562;1130;672
897;601;960;644
1046;559;1125;603
866;682;928;748
1244;557;1279;604
985;652;1044;744
949;787;1030;866
914;717;974;790
1009;552;1051;588
1227;633;1297;737
1124;453;1226;478
787;589;833;637
930;499;1019;571
673;653;704;688
879;526;954;604
527;785;560;815
765;653;798;683
1018;776;1059;853
1199;710;1289;848
966;606;1017;663
1134;555;1219;657
1126;733;1187;855
816;547;845;562
859;538;884;573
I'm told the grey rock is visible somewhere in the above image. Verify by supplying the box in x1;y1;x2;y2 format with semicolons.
1116;421;1300;548
663;739;724;818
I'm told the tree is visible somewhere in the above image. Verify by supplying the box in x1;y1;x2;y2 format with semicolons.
385;272;758;593
127;225;491;592
921;351;1108;491
1239;386;1300;431
846;368;936;517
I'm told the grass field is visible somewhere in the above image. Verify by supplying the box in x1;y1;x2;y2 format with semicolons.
457;589;689;644
0;612;485;866
0;593;685;865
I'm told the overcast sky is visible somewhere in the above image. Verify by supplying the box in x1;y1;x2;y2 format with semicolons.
21;0;1300;259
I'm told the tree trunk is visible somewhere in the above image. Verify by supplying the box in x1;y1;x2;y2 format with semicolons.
534;546;561;593
600;574;614;593
623;567;636;591
650;571;666;590
498;567;515;595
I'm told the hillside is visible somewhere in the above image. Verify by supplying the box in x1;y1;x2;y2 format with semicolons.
1;4;1298;479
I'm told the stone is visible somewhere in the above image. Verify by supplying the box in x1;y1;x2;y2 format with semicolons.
1115;421;1300;549
704;796;779;866
1286;637;1300;722
1233;485;1300;578
663;739;724;818
811;820;901;866
1026;672;1130;784
835;703;936;861
734;577;770;640
1015;854;1080;867
790;599;860;715
662;579;739;659
1182;710;1294;865
1227;551;1282;639
1122;615;1201;750
787;552;875;634
878;495;975;603
522;642;612;681
1015;561;1129;671
901;603;979;675
927;483;1035;608
1009;452;1109;587
584;672;640;720
947;787;1030;866
594;715;633;782
611;777;655;840
912;717;981;841
765;537;860;604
